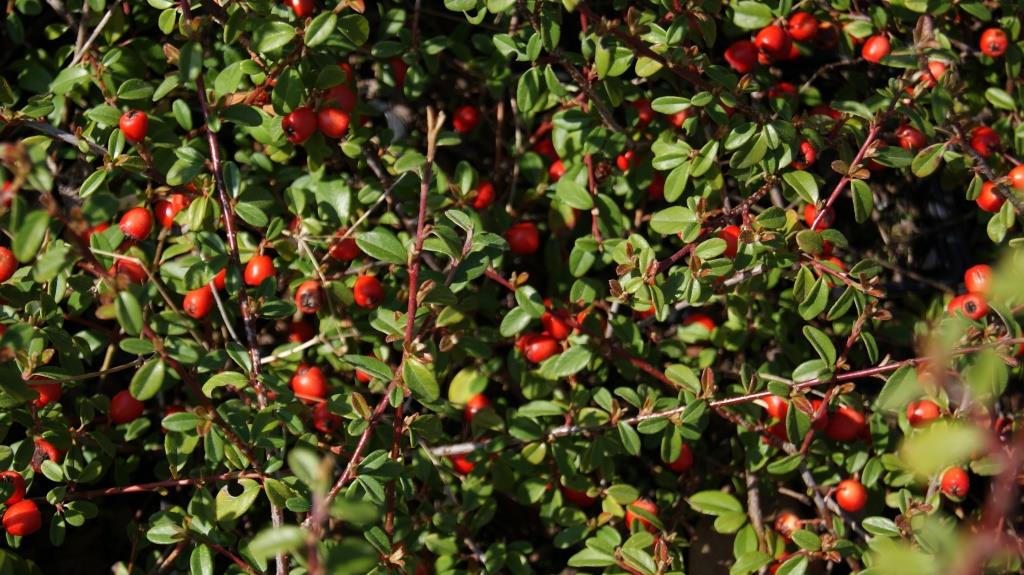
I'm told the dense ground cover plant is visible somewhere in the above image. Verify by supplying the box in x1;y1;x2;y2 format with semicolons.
1;0;1024;574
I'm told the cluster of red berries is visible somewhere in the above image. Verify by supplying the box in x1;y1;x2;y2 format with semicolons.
724;12;829;74
947;264;991;321
283;63;358;145
975;161;1024;215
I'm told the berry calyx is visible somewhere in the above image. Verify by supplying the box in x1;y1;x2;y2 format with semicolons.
862;35;890;63
464;394;490;423
110;390;144;424
0;247;17;283
979;28;1008;58
317;107;350;139
294;280;322;315
119;110;149;143
665;443;693;473
947;293;988;321
119;207;154;241
183;285;214;319
718;225;741;258
244;255;276;287
353;275;384;309
471;181;495;210
963;264;992;294
282;107;317;144
755;25;793;60
453;105;481;134
291;364;328;401
625;499;659;533
940;466;969;498
906;399;940;427
506;222;540;255
975;182;1005;213
835;478;867;512
724;40;758;74
2;499;41;536
0;471;26;505
787;12;818;42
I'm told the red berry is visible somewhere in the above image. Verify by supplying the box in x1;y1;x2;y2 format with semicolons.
906;400;940;428
631;99;654;126
287;0;315;18
648;173;664;200
282;107;317;144
213;267;227;290
288;321;314;343
291;364;328;401
3;500;41;537
970;126;999;158
30;381;61;408
940;466;969;497
976;182;1005;213
119;207;153;241
294;280;322;314
787;12;818;42
507;222;540;255
683;313;716;333
472;181;495;210
112;259;147;284
353;275;384;309
317;107;350;139
0;247;16;283
559;484;597;507
154;200;176;229
804;204;834;230
922;60;947;87
947;293;988;321
32;439;62;473
895;125;926;150
755;25;793;60
520;333;559;363
449;454;475;475
453;105;481;134
329;232;360;261
356;368;373;384
665;443;694;473
979;28;1008;58
464;394;490;423
119;110;149;143
0;471;25;505
1009;165;1024;189
862;34;890;63
110;390;144;424
774;512;802;538
667;109;692;128
835;479;867;512
389;57;408;88
312;402;341;434
791;140;816;170
724;40;758;73
324;83;357;113
761;395;789;420
625;499;659;533
718;225;741;258
533;139;559;162
183;285;214;319
541;309;572;341
615;150;635;172
244;255;276;287
548;159;566;182
963;264;992;295
825;406;866;442
83;222;110;243
767;81;798;99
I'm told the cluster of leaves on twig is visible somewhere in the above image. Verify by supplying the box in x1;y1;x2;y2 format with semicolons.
1;1;1024;574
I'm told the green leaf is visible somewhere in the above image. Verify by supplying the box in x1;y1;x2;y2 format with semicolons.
514;286;545;318
447;367;487;403
798;277;829;320
650;206;697;235
499;307;532;337
214;60;246;97
189;545;214;575
336;14;370;47
618;421;641;455
791;529;821;551
115;291;144;336
874;365;920;414
984;87;1016;111
253;21;296;53
851;179;873;223
248;525;306;559
862;516;901;537
356;228;407;264
567;548;617;568
899;421;985;477
13;210;50;264
555;177;593;210
202;371;249;397
688;491;743;515
117;78;154;101
651;96;690;114
178;41;203;82
775;555;808;575
343;355;392;382
304;12;337;47
783;171;818;204
910;143;944;178
802;326;836;367
537;345;592;379
403;357;439;402
216;478;262;522
732;1;773;30
129;358;166;401
162;411;203;432
517;67;542;114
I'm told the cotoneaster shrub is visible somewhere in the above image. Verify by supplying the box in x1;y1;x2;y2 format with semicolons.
0;1;1023;574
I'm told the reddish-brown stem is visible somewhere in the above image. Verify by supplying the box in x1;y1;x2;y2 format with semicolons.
56;471;262;501
584;154;603;243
